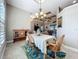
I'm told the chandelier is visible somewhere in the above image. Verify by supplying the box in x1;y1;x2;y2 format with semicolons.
31;0;46;20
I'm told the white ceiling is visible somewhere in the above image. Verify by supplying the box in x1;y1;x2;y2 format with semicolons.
6;0;78;15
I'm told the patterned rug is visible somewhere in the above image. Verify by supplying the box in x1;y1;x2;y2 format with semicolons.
22;41;66;59
22;42;52;59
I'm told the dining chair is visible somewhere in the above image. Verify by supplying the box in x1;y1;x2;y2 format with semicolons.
47;35;65;59
27;33;36;47
48;35;65;52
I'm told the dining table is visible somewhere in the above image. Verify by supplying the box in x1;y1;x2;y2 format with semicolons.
27;34;55;54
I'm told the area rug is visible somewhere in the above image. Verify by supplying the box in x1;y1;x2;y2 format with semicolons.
22;42;51;59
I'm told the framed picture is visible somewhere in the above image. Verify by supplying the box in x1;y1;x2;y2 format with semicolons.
58;16;62;27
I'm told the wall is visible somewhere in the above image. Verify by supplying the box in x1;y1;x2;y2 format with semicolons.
6;4;56;42
57;3;78;49
6;4;33;41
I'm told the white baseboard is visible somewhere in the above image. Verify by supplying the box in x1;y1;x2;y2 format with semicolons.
62;44;78;52
7;40;13;43
61;44;78;59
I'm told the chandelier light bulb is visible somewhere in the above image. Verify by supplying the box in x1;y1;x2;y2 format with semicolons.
44;14;46;17
35;13;39;16
40;11;44;15
41;16;44;18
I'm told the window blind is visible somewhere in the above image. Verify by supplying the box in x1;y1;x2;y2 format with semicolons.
0;2;5;45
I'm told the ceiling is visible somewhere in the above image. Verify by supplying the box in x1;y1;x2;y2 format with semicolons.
6;0;78;15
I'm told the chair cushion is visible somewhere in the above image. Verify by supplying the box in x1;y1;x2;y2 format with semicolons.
56;51;66;58
47;49;55;58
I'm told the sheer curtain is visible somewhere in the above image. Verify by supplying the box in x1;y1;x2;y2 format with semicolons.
0;2;5;45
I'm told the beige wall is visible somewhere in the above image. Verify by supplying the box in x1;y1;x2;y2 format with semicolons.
6;4;56;41
6;4;33;41
57;3;78;49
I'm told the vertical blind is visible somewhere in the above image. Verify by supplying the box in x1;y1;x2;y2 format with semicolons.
0;2;5;44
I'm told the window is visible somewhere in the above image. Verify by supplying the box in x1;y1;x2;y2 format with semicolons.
0;2;5;45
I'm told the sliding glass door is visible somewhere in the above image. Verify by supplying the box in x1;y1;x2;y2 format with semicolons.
0;2;5;44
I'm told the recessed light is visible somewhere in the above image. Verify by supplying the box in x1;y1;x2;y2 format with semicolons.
73;0;76;3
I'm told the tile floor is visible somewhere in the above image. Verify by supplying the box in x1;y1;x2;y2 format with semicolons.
3;40;28;59
3;40;78;59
